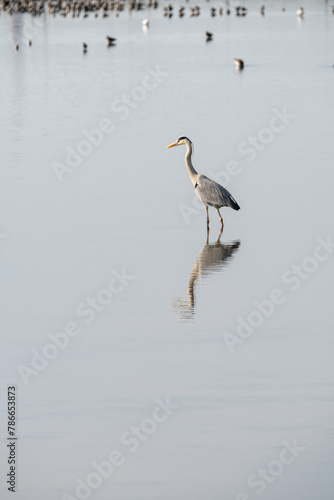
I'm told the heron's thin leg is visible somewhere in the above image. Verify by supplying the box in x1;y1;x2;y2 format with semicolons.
216;208;224;230
206;226;210;244
205;206;210;230
218;225;224;241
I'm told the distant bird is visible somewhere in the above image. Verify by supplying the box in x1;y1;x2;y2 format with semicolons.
236;5;247;16
166;137;240;231
28;40;32;46
234;58;244;69
106;36;116;46
164;3;173;11
82;42;88;53
14;44;19;51
142;18;149;27
190;5;200;17
282;7;286;12
260;4;265;15
206;31;213;42
163;5;173;17
296;7;304;16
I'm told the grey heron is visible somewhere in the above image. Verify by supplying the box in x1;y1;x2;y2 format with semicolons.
166;136;240;232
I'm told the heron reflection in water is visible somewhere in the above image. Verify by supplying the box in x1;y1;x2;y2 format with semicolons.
172;237;241;321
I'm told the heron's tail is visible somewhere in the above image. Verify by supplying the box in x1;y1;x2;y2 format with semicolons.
229;195;240;211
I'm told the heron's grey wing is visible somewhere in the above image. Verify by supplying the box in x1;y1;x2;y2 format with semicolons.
196;175;240;209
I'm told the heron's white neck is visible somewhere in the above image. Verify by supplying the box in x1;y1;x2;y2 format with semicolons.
185;141;198;186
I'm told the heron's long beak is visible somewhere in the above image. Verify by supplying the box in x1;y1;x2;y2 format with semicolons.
166;141;178;149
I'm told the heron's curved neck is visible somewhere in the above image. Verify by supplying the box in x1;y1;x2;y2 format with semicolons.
185;141;198;185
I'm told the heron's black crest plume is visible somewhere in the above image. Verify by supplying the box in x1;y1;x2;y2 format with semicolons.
178;136;194;152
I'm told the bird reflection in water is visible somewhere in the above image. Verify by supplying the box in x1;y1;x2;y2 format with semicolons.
171;234;241;321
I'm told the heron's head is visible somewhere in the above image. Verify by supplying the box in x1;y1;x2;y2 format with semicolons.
166;136;192;149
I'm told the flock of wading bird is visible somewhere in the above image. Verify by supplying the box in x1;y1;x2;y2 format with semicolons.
1;0;317;18
5;0;331;60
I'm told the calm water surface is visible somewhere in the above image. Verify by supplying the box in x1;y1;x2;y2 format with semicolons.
1;1;334;499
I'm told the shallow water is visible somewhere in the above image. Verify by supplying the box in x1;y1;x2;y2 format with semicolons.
1;1;334;499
